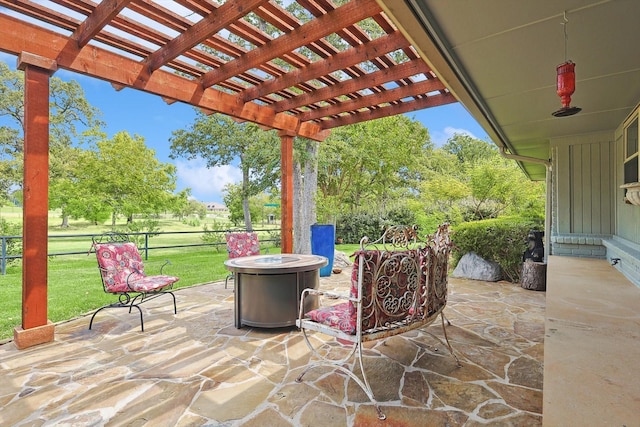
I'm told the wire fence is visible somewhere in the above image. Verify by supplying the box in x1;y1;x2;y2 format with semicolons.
0;229;280;275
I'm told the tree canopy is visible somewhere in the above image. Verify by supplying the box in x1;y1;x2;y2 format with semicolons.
73;131;178;226
170;112;280;231
0;61;104;206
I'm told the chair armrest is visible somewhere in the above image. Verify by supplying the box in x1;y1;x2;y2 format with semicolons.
159;260;172;274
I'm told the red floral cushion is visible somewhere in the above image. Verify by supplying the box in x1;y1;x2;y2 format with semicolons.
226;232;260;258
95;242;178;293
306;302;354;334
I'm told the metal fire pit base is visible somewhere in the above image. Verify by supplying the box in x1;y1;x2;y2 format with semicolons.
225;254;328;329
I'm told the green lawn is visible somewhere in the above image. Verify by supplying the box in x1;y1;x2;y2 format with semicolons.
0;245;238;341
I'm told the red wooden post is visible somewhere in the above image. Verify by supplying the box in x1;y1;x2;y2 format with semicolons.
279;131;294;254
14;52;57;349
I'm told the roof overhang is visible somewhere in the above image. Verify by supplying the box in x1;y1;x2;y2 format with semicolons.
380;0;640;180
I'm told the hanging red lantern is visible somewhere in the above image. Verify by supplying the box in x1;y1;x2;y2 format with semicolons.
552;61;581;117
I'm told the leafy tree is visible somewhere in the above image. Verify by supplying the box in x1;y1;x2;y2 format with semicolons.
169;189;207;221
442;133;497;167
170;112;280;231
223;183;263;227
419;134;545;223
0;61;104;224
317;115;430;220
74;131;177;227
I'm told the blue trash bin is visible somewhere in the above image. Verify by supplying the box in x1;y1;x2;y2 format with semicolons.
311;224;335;277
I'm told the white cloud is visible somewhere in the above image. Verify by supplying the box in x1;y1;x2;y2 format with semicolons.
431;126;477;147
175;158;241;202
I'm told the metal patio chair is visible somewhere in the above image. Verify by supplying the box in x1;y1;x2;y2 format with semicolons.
224;231;261;289
90;232;178;332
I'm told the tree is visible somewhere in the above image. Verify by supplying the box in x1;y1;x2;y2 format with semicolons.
293;138;319;254
0;60;104;221
170;112;280;231
317;115;430;219
223;183;264;227
442;133;497;167
418;134;545;224
74;131;177;227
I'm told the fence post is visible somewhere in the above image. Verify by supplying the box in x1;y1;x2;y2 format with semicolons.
1;236;6;275
144;233;149;260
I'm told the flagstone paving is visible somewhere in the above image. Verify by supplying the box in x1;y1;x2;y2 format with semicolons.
0;272;545;426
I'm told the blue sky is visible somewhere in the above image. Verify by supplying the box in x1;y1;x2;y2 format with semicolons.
1;52;489;203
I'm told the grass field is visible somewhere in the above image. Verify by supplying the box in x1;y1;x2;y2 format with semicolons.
0;206;358;341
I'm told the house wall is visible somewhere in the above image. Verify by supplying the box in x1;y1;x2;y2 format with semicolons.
602;116;640;287
550;131;615;258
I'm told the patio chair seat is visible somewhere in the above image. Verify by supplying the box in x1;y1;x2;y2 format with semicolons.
306;302;355;334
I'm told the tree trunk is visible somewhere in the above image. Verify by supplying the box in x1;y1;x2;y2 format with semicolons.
293;141;318;254
521;261;547;291
60;213;69;228
241;164;253;232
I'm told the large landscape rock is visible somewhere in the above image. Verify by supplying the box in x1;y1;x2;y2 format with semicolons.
333;250;353;268
452;252;502;282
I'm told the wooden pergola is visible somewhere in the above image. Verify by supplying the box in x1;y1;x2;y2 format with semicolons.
0;0;456;348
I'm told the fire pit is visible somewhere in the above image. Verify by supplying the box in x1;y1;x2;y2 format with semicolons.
224;254;328;328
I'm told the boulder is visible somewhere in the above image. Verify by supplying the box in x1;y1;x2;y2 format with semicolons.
333;250;353;268
452;252;502;282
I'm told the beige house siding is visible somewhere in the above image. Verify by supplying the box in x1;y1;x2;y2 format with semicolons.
550;132;615;258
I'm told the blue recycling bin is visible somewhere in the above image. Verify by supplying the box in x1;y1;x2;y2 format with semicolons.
311;224;335;277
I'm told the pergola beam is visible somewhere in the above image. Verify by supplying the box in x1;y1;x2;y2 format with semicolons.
0;13;328;142
319;92;456;129
273;59;431;113
297;77;447;122
140;0;268;77
242;31;410;102
199;0;381;88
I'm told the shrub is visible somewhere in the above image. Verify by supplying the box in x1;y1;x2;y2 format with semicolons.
451;217;543;283
335;213;388;244
267;229;281;248
335;208;419;244
118;216;160;247
201;222;226;253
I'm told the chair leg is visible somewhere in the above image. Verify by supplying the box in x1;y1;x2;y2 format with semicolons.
296;329;387;420
443;312;452;326
439;312;461;367
89;303;144;332
225;273;234;289
167;291;177;314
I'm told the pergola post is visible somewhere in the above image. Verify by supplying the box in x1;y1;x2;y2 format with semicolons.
13;52;57;349
279;131;295;253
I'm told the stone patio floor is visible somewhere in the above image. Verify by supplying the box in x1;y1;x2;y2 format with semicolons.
0;271;545;426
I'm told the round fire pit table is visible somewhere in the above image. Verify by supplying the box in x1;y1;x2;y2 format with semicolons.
224;254;328;328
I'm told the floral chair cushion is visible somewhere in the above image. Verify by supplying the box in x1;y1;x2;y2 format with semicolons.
226;232;260;258
95;242;179;293
306;302;355;334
